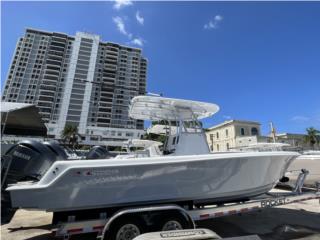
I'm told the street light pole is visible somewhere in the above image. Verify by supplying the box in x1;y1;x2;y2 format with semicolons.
1;112;9;140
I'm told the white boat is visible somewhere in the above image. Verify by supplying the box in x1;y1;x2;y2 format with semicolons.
6;96;299;212
236;143;291;152
285;150;320;187
235;143;320;187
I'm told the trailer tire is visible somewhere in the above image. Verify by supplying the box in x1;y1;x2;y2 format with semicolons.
159;213;192;231
106;216;146;240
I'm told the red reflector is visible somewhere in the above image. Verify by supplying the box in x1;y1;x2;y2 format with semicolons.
200;214;210;219
67;228;83;233
214;212;224;217
229;210;237;215
93;225;104;230
240;208;248;213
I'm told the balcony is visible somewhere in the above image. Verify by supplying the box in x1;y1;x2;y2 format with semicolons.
51;41;66;48
43;71;60;78
46;59;62;66
41;80;57;86
38;95;54;102
46;64;61;71
48;50;64;57
49;45;65;52
39;90;55;96
37;102;53;108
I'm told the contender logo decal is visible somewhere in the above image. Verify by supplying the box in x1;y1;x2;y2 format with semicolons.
75;169;119;176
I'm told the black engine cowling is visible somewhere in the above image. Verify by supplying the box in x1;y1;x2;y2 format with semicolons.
2;140;67;186
86;146;116;160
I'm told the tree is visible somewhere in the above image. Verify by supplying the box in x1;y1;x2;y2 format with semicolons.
61;124;81;148
304;127;320;149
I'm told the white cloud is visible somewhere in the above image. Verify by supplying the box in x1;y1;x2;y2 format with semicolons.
136;11;144;25
215;15;223;21
130;37;144;46
113;16;132;39
204;21;215;30
204;15;223;30
113;0;132;10
291;116;310;122
112;13;146;48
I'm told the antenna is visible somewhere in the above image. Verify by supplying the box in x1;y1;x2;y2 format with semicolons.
269;122;276;143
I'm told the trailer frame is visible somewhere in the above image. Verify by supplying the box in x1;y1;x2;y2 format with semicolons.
52;171;320;240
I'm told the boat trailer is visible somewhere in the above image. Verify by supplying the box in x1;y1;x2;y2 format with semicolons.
52;170;320;240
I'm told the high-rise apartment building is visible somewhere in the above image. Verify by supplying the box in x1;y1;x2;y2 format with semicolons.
2;28;147;145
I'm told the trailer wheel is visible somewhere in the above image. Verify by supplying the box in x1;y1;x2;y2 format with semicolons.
107;217;145;240
160;213;191;231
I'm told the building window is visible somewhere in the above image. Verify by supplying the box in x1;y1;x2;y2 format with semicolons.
226;143;230;150
225;129;228;137
241;128;245;136
216;132;219;139
251;127;258;136
216;144;219;151
210;134;213;140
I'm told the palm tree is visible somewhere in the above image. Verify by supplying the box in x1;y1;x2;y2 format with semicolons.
304;127;320;149
61;124;81;148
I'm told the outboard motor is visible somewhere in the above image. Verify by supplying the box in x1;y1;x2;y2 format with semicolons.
43;141;68;160
86;146;116;160
1;140;66;223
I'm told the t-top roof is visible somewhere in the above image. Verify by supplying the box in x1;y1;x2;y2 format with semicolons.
129;96;219;121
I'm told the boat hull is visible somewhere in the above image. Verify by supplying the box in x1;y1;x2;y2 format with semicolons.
7;152;298;212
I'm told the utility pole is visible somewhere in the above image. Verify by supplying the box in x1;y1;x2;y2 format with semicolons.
270;122;276;143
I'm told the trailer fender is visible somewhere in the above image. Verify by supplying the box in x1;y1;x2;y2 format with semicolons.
101;205;195;240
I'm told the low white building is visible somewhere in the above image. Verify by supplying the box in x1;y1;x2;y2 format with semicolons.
206;119;316;151
206;120;261;152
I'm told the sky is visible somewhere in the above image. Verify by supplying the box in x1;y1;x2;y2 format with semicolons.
1;1;320;135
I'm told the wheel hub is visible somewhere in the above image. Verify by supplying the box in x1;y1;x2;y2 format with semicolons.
162;220;183;231
116;223;140;240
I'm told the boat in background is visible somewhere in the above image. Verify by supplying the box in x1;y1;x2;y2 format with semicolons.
5;96;299;214
236;143;320;187
285;150;320;187
236;143;291;152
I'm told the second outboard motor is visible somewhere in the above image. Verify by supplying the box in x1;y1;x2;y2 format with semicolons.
1;140;66;224
86;146;116;160
43;141;68;160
